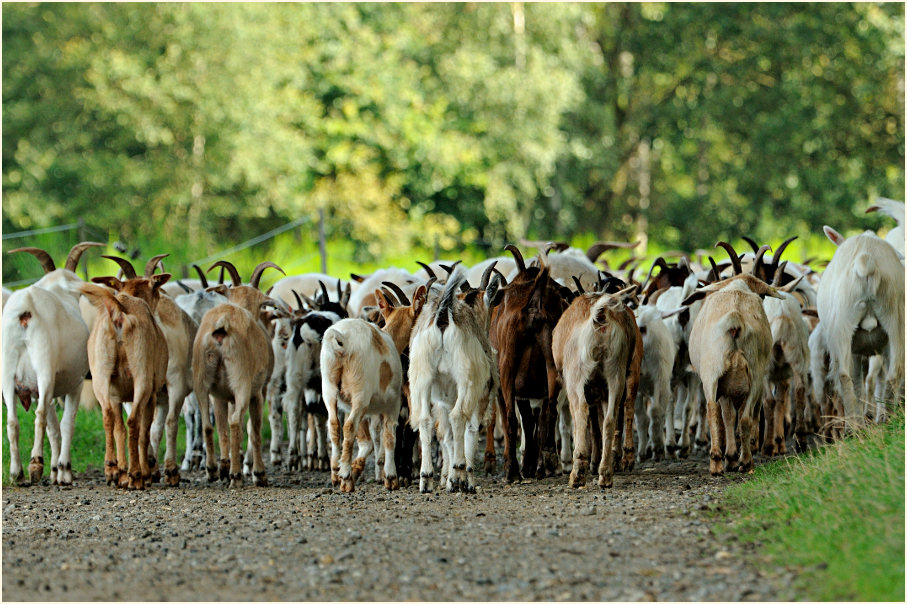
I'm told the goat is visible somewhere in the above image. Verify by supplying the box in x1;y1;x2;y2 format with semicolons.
96;255;198;485
816;227;904;429
192;260;283;487
270;273;352;313
633;304;676;461
866;197;905;257
490;245;568;481
408;266;501;493
552;284;642;488
320;315;411;492
2;242;102;485
685;273;778;475
347;267;419;319
80;278;169;489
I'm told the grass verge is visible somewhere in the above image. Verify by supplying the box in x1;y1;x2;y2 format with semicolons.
720;406;905;601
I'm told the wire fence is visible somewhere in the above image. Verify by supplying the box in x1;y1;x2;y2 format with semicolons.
3;216;321;289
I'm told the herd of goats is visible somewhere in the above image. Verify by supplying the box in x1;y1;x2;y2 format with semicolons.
2;198;904;494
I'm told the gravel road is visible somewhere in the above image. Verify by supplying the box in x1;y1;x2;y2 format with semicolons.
2;452;794;601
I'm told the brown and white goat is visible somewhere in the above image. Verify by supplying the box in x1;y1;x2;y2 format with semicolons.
80;279;169;489
685;273;778;475
553;286;642;488
192;260;283;487
320;317;406;492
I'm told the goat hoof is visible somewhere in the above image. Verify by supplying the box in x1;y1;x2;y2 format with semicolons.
127;472;146;490
164;468;181;487
206;466;219;482
150;470;161;484
620;449;635;472
270;452;282;467
229;473;243;488
218;459;230;480
384;475;399;491
598;475;614;489
350;458;366;481
28;457;44;484
568;465;587;489
10;469;25;485
339;476;355;493
483;452;497;475
330;469;341;486
709;458;724;476
253;471;268;487
464;483;476;494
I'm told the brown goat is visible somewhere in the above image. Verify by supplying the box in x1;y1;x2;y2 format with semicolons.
80;280;169;490
489;245;568;482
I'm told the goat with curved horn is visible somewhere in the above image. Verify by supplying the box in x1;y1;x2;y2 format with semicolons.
317;280;331;305
707;256;721;282
291;290;306;312
504;244;526;273
752;245;773;281
249;261;285;290
771;236;798;274
641;257;669;292
715;241;743;275
572;275;586;294
144;254;170;277
193;264;209;288
64;242;105;273
416;261;437;280
479;260;498;291
209;260;242;286
741;236;761;254
586;241;639;264
102;255;138;279
8;247;56;274
381;281;411;307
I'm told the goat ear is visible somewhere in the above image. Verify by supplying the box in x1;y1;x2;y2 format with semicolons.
823;225;845;246
206;284;229;297
779;273;806;293
79;283;124;315
489;284;507;309
613;284;639;306
412;285;428;316
681;290;707;306
151;273;171;290
91;276;123;291
375;289;394;319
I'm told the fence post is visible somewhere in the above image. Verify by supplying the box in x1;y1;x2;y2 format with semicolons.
319;208;327;274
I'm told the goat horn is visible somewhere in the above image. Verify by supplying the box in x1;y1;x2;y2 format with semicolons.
209;261;241;286
8;247;56;274
144;253;170;277
425;276;438;292
572;275;586;294
741;236;760;254
381;281;411;307
249;261;285;290
772;236;798;271
617;256;637;271
707;256;720;282
504;244;526;273
316;280;330;304
288;290;306;311
217;265;226;285
416;261;437;280
102;255;138;280
479;261;498;291
193;264;209;288
176;280;193;294
64;242;105;273
753;244;773;280
773;261;788;286
491;268;508;286
715;241;742;275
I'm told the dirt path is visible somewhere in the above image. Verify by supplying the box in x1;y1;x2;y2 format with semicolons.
2;453;794;601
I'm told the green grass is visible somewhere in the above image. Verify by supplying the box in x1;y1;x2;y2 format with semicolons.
721;406;905;601
1;398;277;485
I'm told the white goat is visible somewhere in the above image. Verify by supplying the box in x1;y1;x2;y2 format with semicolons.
817;228;905;428
1;242;102;485
633;304;676;461
866;197;905;257
408;267;500;493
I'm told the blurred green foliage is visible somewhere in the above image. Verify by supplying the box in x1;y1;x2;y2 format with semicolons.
3;3;903;284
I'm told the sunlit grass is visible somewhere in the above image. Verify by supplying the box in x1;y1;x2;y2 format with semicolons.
721;405;905;601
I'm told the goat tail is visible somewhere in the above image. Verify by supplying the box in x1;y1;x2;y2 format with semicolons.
853;252;882;294
321;328;345;360
716;310;746;343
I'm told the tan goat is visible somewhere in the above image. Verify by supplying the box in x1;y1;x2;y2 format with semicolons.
685;274;778;475
192;260;282;487
552;286;643;489
80;280;169;490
